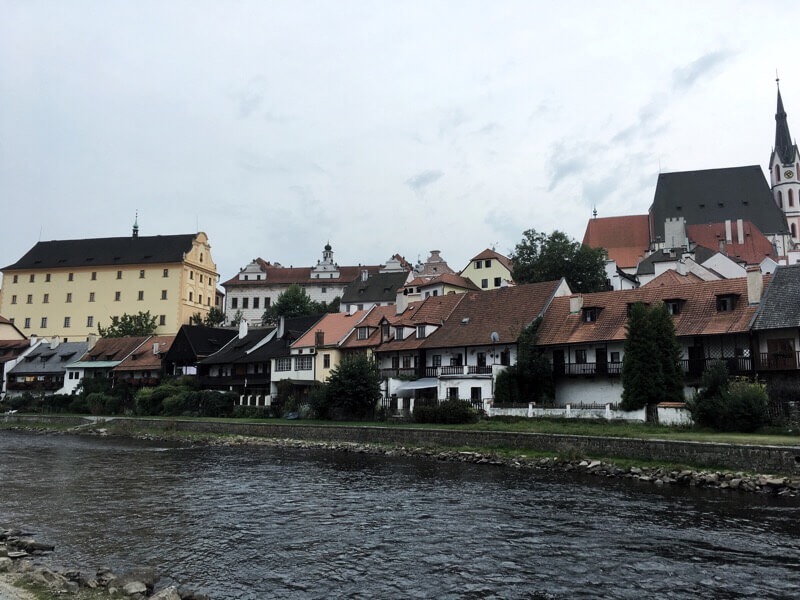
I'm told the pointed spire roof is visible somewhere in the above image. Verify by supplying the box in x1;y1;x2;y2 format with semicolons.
775;82;796;165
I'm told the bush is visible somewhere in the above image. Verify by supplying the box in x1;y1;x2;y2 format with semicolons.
44;394;74;413
162;390;198;416
413;399;479;424
197;390;236;418
232;405;271;419
86;392;117;415
688;361;767;432
724;378;768;432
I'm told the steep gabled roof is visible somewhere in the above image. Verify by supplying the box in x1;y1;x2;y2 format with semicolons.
80;337;150;363
3;234;199;270
751;263;800;330
686;221;777;265
165;325;239;364
641;270;704;288
774;87;797;166
404;273;481;292
114;336;175;372
376;294;466;352
649;166;789;241
8;341;89;375
199;328;276;365
420;280;565;349
341;271;409;304
0;340;33;365
340;305;397;349
466;248;513;271
537;277;761;347
582;215;650;269
222;263;383;287
292;310;369;349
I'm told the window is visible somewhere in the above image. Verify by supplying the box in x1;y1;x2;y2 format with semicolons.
321;287;327;293
666;300;682;315
199;294;204;305
357;327;369;340
138;291;144;301
11;295;16;304
40;317;47;328
296;355;313;370
402;355;412;369
791;189;795;207
793;223;798;238
87;316;94;327
582;307;599;322
190;271;194;280
776;165;781;182
481;278;488;288
24;318;30;329
231;298;238;309
89;292;95;302
450;353;463;366
716;295;736;312
140;269;145;279
395;326;404;340
448;387;459;400
207;298;211;306
200;274;204;283
115;291;121;301
116;270;122;279
323;354;331;369
432;355;441;367
276;357;291;371
159;315;166;326
189;291;193;302
391;356;400;369
475;260;482;269
66;292;72;303
610;352;621;363
778;191;784;208
477;352;487;367
68;272;74;282
485;259;492;267
200;252;204;262
575;349;587;364
64;316;71;328
494;277;502;287
12;275;18;283
253;297;260;309
163;269;169;278
42;293;49;304
417;324;426;339
161;290;167;300
91;272;97;280
45;273;51;282
242;297;248;309
26;294;32;304
265;297;270;307
29;274;34;282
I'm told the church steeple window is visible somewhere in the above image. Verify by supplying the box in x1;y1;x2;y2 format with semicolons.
790;189;795;207
778;191;783;208
792;223;797;238
776;165;781;182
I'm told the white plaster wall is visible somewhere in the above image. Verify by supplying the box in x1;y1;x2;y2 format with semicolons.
701;254;746;278
657;405;693;426
553;378;624;406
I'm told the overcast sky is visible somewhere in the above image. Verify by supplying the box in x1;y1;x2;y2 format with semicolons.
3;1;800;284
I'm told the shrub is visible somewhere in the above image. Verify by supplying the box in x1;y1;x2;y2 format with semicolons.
68;396;89;414
232;406;271;419
134;387;162;415
724;378;768;433
162;390;198;416
688;361;767;432
413;399;479;424
198;390;236;418
86;392;117;416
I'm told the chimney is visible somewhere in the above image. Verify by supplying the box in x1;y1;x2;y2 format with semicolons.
747;266;763;304
153;342;160;355
569;295;584;314
49;336;60;349
315;330;324;347
87;333;98;350
238;319;248;339
737;219;744;245
361;269;368;282
29;334;38;347
725;220;732;244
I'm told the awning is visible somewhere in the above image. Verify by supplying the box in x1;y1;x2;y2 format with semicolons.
394;378;438;396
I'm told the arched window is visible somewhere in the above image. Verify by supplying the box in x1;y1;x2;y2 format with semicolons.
776;165;782;182
790;189;795;207
778;191;783;207
792;223;797;238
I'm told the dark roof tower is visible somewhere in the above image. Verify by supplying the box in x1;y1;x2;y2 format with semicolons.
774;81;797;165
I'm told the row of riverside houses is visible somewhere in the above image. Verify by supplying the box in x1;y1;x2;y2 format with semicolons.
4;262;800;420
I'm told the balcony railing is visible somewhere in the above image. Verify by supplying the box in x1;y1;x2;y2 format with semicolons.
757;351;800;371
554;357;756;377
384;365;496;379
7;380;63;391
380;368;418;379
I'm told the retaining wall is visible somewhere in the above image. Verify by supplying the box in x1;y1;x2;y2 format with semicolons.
6;415;800;475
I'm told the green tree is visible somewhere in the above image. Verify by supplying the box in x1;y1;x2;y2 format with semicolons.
511;229;608;293
204;307;226;326
688;363;768;432
262;284;327;325
621;302;684;411
189;312;204;325
323;354;382;420
97;311;158;338
495;318;553;404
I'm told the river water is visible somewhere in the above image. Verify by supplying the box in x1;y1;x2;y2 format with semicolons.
1;431;799;599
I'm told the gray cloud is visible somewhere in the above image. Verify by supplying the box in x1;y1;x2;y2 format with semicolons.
406;169;444;192
672;50;734;92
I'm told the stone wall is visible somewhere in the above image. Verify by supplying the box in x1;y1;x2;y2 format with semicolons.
7;415;800;475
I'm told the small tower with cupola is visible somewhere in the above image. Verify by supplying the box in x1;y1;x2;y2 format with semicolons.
770;79;800;247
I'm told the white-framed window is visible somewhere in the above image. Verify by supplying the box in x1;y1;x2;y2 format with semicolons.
357;327;369;340
87;316;94;327
40;317;47;328
296;356;313;370
64;316;71;328
159;315;166;326
23;318;30;329
276;357;291;371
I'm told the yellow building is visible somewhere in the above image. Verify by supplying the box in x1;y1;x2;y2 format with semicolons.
459;248;514;290
0;227;217;340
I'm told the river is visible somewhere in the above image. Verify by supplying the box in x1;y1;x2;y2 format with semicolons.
1;431;799;599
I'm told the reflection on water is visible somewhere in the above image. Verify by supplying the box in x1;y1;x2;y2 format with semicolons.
1;431;799;599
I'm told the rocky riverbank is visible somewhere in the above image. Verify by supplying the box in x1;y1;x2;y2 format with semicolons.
0;527;208;600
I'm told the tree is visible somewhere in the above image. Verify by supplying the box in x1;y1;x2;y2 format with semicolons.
262;284;327;325
511;229;608;293
321;354;382;420
687;363;768;432
621;302;684;411
494;318;553;404
98;311;158;338
204;307;226;326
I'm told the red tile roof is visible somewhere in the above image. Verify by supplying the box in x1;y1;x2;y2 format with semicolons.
340;305;397;349
114;336;175;372
583;215;650;268
537;277;763;347
686;221;777;265
467;248;513;271
377;294;466;352
222;260;383;287
641;270;705;287
420;280;565;349
292;310;369;348
81;337;150;362
405;273;481;292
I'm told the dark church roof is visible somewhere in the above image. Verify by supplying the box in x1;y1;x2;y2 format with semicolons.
649;166;789;243
341;271;409;304
773;88;798;166
3;234;199;270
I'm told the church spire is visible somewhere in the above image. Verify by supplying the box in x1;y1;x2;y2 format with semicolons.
775;79;795;165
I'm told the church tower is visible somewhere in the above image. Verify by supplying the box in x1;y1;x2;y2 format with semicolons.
770;80;800;246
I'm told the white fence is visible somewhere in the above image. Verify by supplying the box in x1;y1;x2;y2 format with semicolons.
489;402;647;422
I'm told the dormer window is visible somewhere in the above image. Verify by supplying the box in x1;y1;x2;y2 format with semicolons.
395;326;404;341
357;327;369;340
665;299;684;316
382;324;390;339
582;307;600;323
475;260;482;269
417;325;426;339
485;259;492;267
716;294;738;312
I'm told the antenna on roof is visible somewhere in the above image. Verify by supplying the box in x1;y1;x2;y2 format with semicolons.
592;206;598;219
776;69;780;87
